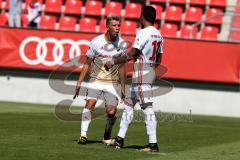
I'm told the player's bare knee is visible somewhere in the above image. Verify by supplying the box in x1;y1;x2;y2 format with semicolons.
107;110;116;118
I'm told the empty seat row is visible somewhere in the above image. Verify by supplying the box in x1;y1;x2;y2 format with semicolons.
149;0;227;8
0;13;218;40
161;23;218;40
164;6;222;25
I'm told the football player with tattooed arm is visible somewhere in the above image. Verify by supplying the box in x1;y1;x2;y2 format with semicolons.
105;6;163;152
73;15;126;145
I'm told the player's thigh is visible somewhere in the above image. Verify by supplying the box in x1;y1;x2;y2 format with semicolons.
103;91;119;107
85;82;103;101
132;83;153;105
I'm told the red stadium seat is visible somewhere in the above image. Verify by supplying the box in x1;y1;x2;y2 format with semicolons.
231;16;240;28
98;19;106;33
104;2;122;16
120;21;137;35
5;0;9;10
235;7;240;13
206;8;223;25
165;6;183;22
0;13;8;26
84;1;102;16
180;25;198;39
39;15;56;29
169;0;186;5
200;26;218;40
64;0;82;15
44;0;62;14
190;0;206;6
149;0;166;4
152;5;163;20
21;14;29;27
124;3;142;19
229;31;240;42
59;16;76;31
185;7;203;23
160;23;178;38
79;18;97;32
210;0;226;8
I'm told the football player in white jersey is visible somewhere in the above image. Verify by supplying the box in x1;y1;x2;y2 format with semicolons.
73;15;126;145
105;6;163;152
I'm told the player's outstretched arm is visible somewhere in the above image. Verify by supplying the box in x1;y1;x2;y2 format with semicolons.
105;48;141;70
118;64;126;101
73;57;93;99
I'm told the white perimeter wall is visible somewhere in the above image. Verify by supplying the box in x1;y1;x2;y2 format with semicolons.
0;76;239;117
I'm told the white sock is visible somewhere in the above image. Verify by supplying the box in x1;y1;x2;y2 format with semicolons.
142;107;157;143
117;105;134;138
80;108;92;137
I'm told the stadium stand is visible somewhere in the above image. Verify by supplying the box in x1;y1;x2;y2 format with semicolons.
160;23;178;37
169;0;186;9
104;1;122;16
98;19;106;33
120;20;137;35
64;0;82;15
151;4;163;20
0;0;235;41
21;14;28;28
124;3;142;19
209;0;227;8
39;15;56;29
165;6;183;22
189;0;207;7
180;24;198;39
0;13;8;26
79;17;97;32
44;0;62;14
229;31;240;41
84;0;102;17
205;8;223;25
4;0;9;10
200;26;219;40
185;7;203;24
59;16;76;31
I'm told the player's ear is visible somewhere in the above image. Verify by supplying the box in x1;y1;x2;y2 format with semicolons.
106;25;110;31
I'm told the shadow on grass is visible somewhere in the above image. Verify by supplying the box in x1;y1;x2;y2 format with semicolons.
72;139;102;144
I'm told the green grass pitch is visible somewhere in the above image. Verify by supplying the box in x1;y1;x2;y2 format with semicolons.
0;101;240;160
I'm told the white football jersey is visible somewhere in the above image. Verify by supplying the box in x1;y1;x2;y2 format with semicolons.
132;26;163;84
86;34;127;83
133;26;163;64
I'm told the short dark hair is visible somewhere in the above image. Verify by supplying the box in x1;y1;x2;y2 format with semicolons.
106;14;121;26
141;6;156;24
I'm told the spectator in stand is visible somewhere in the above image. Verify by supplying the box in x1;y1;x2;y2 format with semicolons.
28;0;42;28
9;0;22;27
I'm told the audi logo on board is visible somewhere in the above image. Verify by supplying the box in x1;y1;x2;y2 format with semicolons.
19;36;90;66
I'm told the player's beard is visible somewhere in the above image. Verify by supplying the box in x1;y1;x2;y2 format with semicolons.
110;32;118;41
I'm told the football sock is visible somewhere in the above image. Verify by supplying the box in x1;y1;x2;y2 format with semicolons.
117;105;134;138
142;107;157;144
80;108;92;137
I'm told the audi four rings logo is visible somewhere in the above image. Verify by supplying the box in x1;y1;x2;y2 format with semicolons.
19;36;90;66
